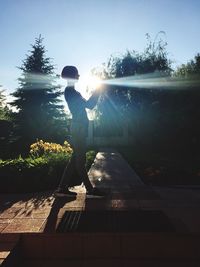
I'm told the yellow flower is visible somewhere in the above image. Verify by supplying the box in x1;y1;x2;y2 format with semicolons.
29;139;73;157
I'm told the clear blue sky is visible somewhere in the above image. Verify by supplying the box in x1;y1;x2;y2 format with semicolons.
1;0;200;95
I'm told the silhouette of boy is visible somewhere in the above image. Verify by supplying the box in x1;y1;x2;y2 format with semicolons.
55;66;105;197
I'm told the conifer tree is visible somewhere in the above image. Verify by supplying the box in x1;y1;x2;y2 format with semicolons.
0;87;6;119
0;86;10;120
10;36;67;152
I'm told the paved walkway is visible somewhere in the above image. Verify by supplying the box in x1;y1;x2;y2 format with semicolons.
0;148;200;234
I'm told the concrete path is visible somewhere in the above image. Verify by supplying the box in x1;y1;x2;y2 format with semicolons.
0;148;200;234
89;148;144;188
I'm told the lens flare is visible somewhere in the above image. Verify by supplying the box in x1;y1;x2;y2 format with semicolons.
19;72;59;90
101;73;200;90
21;71;200;93
77;73;101;98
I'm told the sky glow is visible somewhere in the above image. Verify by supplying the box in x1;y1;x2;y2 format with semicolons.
0;0;200;99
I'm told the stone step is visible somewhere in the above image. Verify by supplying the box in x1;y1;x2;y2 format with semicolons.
0;234;20;266
56;210;175;233
20;233;200;261
2;233;200;266
20;259;200;267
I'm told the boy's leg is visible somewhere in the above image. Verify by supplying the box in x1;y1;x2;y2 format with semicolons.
58;158;72;189
70;122;93;191
73;140;93;191
57;153;76;190
74;147;106;196
71;122;104;194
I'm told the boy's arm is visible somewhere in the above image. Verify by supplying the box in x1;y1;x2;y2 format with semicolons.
85;89;101;109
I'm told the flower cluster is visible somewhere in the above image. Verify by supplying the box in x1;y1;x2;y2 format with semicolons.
30;140;73;157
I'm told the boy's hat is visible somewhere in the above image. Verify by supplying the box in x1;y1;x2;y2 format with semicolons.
61;66;79;79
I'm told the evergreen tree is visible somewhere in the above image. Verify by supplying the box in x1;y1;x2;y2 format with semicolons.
10;36;67;153
0;86;6;119
0;86;13;158
0;86;10;120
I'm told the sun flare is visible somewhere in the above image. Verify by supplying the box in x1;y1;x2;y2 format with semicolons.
77;73;101;98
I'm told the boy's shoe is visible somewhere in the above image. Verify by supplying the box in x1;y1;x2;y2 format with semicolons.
54;188;77;197
86;187;107;198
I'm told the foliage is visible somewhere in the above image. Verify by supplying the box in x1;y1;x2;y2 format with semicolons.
0;153;70;193
0;87;6;119
94;32;172;79
0;86;13;159
94;32;172;136
86;150;96;169
10;35;68;154
30;139;73;157
92;34;200;154
174;53;200;78
120;146;200;186
0;87;11;120
0;144;97;193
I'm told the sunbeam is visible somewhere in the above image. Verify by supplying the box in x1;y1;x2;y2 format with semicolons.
101;73;200;90
21;71;200;94
19;72;59;90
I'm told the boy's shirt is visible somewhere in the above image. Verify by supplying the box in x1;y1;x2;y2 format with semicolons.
64;86;99;126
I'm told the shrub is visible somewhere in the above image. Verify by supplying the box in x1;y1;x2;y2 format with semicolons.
86;150;97;169
30;139;73;157
0;153;71;193
0;140;97;193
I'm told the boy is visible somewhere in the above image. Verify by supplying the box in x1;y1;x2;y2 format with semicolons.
55;66;105;197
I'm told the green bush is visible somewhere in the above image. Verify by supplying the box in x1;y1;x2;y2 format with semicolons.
0;150;96;193
0;153;68;193
86;150;97;169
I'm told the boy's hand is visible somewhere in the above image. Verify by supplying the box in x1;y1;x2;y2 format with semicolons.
94;85;104;96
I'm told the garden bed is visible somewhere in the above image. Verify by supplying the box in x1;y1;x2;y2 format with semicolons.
0;150;96;193
119;147;200;186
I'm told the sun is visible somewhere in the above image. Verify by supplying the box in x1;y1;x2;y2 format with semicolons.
77;73;101;98
86;75;101;89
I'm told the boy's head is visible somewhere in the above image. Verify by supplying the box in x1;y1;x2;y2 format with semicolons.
61;66;80;81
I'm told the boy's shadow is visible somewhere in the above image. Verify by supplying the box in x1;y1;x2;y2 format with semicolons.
43;196;76;233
